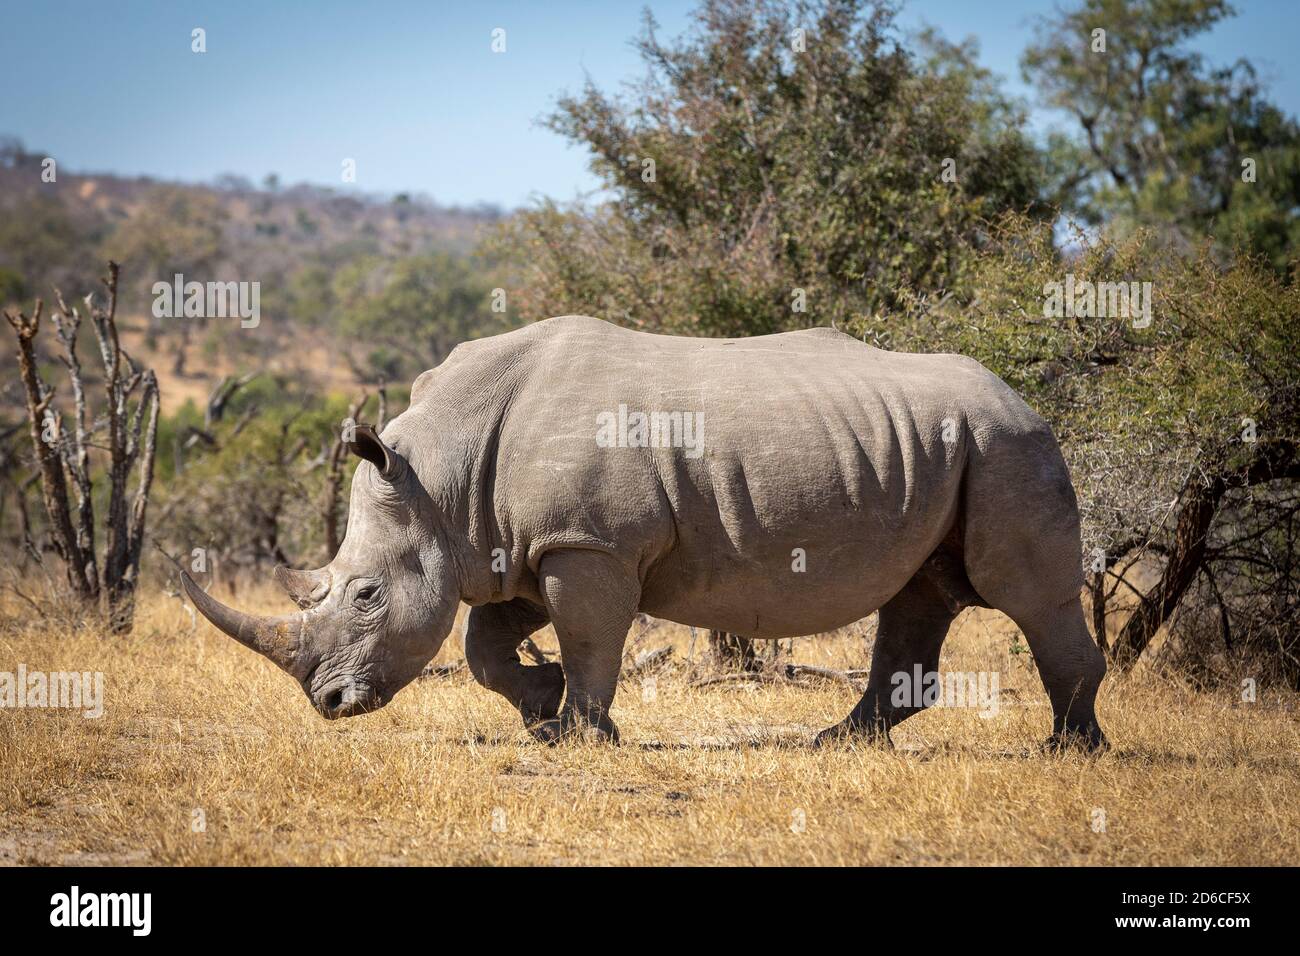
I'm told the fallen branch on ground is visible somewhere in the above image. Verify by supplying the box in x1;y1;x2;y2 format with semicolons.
781;664;867;687
690;671;791;688
622;646;672;679
690;663;867;691
421;659;467;679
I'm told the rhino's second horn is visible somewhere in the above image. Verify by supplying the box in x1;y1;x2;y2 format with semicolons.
273;565;330;608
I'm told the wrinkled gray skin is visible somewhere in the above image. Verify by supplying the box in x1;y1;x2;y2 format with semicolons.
185;316;1107;750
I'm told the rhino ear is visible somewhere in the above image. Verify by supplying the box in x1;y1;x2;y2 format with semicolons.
347;424;405;480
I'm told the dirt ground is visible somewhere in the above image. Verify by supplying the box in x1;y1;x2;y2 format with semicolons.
1;588;1297;865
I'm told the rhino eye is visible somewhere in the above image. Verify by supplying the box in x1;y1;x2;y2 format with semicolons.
355;585;378;604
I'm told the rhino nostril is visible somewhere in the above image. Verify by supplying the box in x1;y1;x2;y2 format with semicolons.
321;687;345;712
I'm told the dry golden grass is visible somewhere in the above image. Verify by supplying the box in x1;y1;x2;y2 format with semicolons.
1;587;1297;866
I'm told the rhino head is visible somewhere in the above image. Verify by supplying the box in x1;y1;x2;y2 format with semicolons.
183;424;461;719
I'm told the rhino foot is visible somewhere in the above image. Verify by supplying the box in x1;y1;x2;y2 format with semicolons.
812;719;893;749
1041;725;1109;754
518;662;566;726
527;713;620;746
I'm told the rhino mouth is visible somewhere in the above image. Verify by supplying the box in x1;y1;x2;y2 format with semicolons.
313;678;383;720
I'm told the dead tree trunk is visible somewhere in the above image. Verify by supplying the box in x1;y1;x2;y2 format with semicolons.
322;392;371;557
1089;570;1109;654
1112;441;1299;667
205;373;255;428
1111;479;1223;667
3;262;161;632
6;301;96;598
375;379;388;431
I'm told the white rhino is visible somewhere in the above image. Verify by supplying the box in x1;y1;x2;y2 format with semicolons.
185;316;1107;749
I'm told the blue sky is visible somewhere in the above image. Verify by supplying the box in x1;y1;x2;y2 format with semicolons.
3;0;1297;208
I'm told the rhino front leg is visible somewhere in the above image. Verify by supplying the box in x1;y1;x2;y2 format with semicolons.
531;549;639;745
464;599;566;728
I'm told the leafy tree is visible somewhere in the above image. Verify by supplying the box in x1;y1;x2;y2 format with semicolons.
332;251;504;381
159;401;327;572
500;0;1047;335
1022;0;1300;269
106;185;227;300
0;194;100;297
0;266;25;307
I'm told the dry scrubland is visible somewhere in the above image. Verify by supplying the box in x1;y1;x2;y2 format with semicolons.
1;587;1297;866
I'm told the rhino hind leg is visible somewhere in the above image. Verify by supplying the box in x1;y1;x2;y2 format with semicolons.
531;549;639;745
960;433;1109;752
815;561;962;747
464;599;566;728
1005;597;1108;752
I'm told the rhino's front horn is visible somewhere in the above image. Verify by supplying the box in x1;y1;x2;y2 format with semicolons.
273;565;330;608
182;571;308;677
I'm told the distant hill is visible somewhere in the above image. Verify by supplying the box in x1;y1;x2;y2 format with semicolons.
0;136;510;415
0;135;502;292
